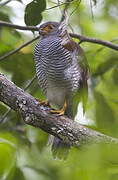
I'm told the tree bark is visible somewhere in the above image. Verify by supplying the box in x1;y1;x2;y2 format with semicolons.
0;74;118;147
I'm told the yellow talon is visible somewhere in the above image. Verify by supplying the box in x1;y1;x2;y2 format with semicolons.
36;99;50;107
50;101;67;116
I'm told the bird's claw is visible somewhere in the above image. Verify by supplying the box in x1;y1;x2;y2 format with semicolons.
50;109;65;116
50;101;67;116
36;99;50;107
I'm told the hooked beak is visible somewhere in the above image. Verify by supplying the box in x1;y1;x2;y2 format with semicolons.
39;29;47;35
39;26;51;35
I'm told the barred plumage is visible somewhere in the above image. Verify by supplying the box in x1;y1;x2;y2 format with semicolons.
34;21;89;159
34;34;81;108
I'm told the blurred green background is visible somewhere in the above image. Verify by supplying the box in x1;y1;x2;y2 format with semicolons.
0;0;118;179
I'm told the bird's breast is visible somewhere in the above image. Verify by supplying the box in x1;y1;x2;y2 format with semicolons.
35;36;82;108
46;83;67;108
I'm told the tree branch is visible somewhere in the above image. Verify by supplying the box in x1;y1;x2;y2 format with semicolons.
0;21;118;51
0;75;37;123
0;74;118;147
0;20;39;31
0;36;39;61
70;33;118;51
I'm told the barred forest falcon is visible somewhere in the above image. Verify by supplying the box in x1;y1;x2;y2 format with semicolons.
34;18;89;159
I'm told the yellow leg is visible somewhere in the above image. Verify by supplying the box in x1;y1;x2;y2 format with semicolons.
50;101;67;116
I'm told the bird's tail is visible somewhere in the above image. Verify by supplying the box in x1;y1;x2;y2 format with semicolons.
51;137;70;160
51;103;73;160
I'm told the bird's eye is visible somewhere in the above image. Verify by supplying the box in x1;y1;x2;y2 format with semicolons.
39;24;55;35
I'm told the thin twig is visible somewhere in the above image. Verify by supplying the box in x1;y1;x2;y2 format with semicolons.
46;0;76;13
0;75;37;123
89;0;94;20
70;33;118;51
0;0;11;7
0;21;39;31
95;38;118;54
46;2;68;10
57;0;63;14
0;109;11;123
0;21;117;50
60;0;71;22
70;0;81;16
0;36;40;61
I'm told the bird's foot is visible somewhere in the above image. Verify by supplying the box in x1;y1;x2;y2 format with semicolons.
36;99;50;107
50;109;65;116
50;101;67;116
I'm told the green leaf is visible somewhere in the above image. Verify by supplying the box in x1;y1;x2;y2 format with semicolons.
112;65;118;84
0;12;10;21
94;91;116;135
0;52;35;87
0;133;17;180
24;0;46;26
93;54;118;77
12;167;25;180
0;103;8;116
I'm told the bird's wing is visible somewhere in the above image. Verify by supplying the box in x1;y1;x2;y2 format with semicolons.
59;19;89;115
73;44;89;115
60;34;89;116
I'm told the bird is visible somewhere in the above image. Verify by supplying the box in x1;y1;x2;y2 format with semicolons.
34;18;89;159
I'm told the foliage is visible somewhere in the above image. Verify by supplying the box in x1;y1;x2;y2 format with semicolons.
24;0;46;26
0;0;118;179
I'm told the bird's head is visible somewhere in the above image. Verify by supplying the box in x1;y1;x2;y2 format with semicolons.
39;21;60;36
39;16;69;37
